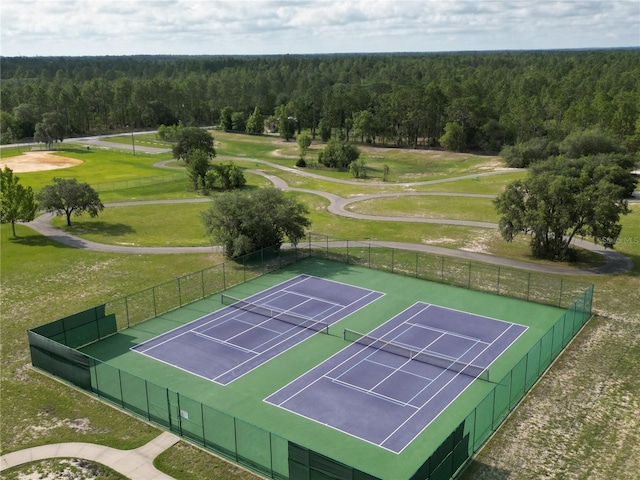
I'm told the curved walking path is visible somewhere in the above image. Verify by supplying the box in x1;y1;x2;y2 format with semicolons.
25;160;633;275
0;431;180;479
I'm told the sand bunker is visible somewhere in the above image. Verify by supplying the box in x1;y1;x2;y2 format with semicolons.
0;151;82;173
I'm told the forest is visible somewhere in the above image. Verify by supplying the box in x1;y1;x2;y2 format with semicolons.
1;49;639;154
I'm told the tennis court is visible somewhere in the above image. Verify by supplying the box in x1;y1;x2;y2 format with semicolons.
132;274;383;385
266;302;527;453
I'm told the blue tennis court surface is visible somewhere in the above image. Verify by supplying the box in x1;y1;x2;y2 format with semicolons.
266;302;528;453
132;274;383;385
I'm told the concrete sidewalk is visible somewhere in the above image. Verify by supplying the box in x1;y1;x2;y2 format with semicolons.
0;431;179;479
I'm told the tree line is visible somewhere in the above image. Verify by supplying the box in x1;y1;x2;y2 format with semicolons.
1;49;639;153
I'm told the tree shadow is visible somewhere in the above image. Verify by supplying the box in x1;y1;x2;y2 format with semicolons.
458;459;511;479
64;221;136;237
9;233;76;249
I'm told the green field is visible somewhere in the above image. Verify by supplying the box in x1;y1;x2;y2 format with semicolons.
2;132;639;479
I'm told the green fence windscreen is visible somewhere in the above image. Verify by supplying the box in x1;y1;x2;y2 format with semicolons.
28;331;91;389
288;443;380;480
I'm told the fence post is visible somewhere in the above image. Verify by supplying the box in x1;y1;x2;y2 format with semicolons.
118;370;125;408
176;393;183;436
201;403;206;446
559;278;564;307
166;389;173;433
125;296;130;328
153;286;157;317
346;240;349;264
467;262;471;289
178;278;182;306
145;380;151;421
527;272;531;301
391;248;395;273
88;357;98;395
497;267;501;295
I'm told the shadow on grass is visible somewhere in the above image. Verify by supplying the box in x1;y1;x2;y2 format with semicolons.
63;221;136;237
9;233;76;248
458;459;511;479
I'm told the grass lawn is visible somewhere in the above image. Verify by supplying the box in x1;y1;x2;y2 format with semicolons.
9;147;174;192
100;133;174;150
216;130;507;183
51;202;213;247
2;132;639;480
345;195;499;222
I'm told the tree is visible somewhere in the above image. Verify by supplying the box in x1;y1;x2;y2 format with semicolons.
34;112;66;149
13;103;39;139
201;187;311;258
207;162;246;190
231;111;246;132
172;127;215;163
157;122;183;141
37;178;104;226
317;139;360;169
500;137;558;168
186;149;212;192
352;110;377;144
219;107;234;131
296;134;312;163
439;121;466;152
1;111;18;144
559;128;620;158
318;118;332;142
494;160;632;260
0;167;38;236
246;107;264;134
349;158;367;178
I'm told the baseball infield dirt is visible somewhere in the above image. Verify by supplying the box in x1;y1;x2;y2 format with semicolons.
0;151;82;173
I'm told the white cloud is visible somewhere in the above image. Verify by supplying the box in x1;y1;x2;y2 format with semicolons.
0;0;638;56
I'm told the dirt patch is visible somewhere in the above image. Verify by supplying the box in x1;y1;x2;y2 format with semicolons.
269;148;298;159
0;151;82;173
14;458;104;480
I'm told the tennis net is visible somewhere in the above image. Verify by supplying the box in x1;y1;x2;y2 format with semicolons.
221;294;329;334
343;328;489;381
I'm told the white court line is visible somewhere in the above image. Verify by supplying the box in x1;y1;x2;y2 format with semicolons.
193;331;258;355
330;377;417;408
287;275;378;307
135;273;384;385
329;356;436;406
133;275;314;359
380;322;526;452
406;319;489;345
268;301;527;453
134;308;241;354
212;285;383;383
353;322;481;405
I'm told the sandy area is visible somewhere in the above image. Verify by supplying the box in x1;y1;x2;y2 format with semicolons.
0;151;82;173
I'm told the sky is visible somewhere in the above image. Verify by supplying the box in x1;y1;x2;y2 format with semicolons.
1;0;639;57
